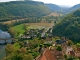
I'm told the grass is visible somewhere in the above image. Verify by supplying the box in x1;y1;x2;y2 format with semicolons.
14;42;20;50
12;24;25;34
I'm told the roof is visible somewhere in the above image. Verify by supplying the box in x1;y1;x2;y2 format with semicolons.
36;48;56;60
70;51;75;56
50;49;63;57
77;48;80;51
76;53;80;57
56;40;66;44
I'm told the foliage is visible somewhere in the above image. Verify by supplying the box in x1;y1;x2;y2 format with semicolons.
14;42;21;50
56;45;62;51
5;44;15;55
68;40;73;46
4;44;33;60
0;1;51;21
11;24;25;34
66;57;73;60
3;52;33;60
76;43;80;48
64;54;67;58
52;9;80;42
0;23;9;31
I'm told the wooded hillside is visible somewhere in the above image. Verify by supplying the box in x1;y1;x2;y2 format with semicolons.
0;1;51;21
52;9;80;42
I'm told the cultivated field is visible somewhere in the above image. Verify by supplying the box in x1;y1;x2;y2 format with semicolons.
12;23;53;34
26;23;53;27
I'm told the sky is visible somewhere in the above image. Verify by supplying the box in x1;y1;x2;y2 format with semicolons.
0;0;80;7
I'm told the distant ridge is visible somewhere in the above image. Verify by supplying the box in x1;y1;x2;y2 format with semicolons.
69;3;80;12
0;1;51;21
45;4;61;11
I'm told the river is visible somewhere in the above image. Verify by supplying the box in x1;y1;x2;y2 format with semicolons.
0;45;6;60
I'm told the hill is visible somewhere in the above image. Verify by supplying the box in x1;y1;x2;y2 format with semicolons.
45;4;61;11
52;9;80;42
0;1;51;22
69;4;80;12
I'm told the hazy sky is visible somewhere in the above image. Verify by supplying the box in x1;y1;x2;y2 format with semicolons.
0;0;80;7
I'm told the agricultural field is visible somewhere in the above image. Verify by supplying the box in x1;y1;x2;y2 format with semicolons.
26;23;53;29
12;23;53;34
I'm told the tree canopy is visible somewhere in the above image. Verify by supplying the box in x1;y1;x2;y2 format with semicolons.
52;9;80;42
0;1;51;21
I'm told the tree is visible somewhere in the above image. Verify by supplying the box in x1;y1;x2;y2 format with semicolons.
23;54;33;60
64;54;67;59
4;46;33;60
8;27;17;37
19;42;24;47
20;47;27;53
68;40;73;46
76;43;80;48
56;46;62;51
5;44;15;55
67;56;73;60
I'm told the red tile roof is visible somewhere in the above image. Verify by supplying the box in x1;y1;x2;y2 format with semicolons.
36;48;56;60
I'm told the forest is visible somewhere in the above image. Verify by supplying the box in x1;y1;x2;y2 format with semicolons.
52;9;80;42
0;1;51;21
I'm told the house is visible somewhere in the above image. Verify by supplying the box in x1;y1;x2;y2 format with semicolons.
66;46;73;55
41;32;46;39
69;51;75;56
50;49;63;60
48;33;53;38
31;33;37;38
55;40;66;44
75;53;80;58
75;48;80;58
35;48;57;60
22;34;32;39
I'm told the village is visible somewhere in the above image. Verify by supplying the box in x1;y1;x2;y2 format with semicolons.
0;26;80;60
35;37;80;60
0;25;80;60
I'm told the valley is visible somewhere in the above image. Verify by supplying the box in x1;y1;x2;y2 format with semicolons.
0;0;80;60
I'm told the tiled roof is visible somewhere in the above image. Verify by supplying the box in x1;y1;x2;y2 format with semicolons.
36;48;56;60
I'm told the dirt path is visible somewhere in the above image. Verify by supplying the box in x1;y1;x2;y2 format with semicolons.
1;18;28;24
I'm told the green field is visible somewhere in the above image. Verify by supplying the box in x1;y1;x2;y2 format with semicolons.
12;24;25;34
